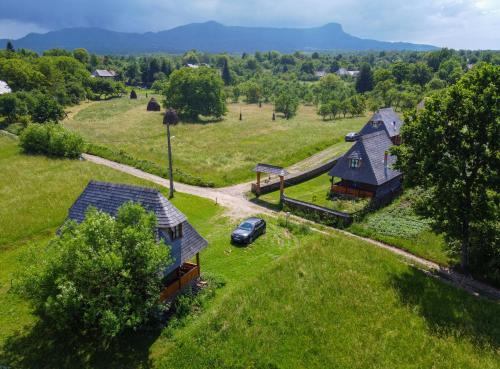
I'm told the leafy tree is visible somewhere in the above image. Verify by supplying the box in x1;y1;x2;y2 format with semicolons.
392;64;499;281
409;62;433;86
73;48;90;64
318;103;330;120
391;61;410;84
274;89;299;119
241;81;261;103
31;94;65;123
165;67;226;120
347;95;366;117
438;59;463;84
355;63;374;93
0;93;28;123
16;202;171;344
329;100;341;119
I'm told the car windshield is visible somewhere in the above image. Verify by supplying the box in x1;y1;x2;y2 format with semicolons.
238;222;254;231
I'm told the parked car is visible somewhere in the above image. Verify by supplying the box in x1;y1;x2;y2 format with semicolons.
231;217;266;244
345;132;360;142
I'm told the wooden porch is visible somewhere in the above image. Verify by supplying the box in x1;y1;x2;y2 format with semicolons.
331;182;374;198
160;257;200;302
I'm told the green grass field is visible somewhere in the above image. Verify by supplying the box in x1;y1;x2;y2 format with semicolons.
259;173;370;213
63;97;366;187
1;135;498;369
257;174;451;265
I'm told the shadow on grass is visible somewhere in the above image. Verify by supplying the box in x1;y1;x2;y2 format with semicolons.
390;267;500;349
0;321;162;369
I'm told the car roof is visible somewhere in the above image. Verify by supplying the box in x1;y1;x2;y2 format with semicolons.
241;217;262;225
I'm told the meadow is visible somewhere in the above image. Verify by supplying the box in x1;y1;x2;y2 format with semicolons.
1;134;497;369
62;96;367;187
258;174;450;265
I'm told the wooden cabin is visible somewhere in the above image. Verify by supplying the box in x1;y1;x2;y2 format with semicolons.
91;69;117;79
358;107;403;145
329;131;402;199
66;181;208;302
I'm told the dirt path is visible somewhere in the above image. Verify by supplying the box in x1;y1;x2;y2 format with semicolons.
83;153;500;300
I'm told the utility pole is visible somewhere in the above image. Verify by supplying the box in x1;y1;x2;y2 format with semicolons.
163;109;179;199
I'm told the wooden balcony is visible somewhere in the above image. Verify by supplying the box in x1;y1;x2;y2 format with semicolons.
331;184;374;199
160;262;200;302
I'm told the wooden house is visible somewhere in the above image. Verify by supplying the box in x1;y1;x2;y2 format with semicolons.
329;131;402;199
91;69;117;79
358;107;403;145
66;181;208;301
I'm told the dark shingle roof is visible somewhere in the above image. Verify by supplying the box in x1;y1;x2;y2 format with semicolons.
253;163;289;177
68;181;186;228
67;181;208;273
328;131;401;186
359;107;403;138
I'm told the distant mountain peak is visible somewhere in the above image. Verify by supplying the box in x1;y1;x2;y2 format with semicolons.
1;22;437;54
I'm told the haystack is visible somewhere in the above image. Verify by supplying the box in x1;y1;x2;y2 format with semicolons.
147;97;161;111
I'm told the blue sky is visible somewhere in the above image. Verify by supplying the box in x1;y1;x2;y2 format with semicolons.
0;0;498;49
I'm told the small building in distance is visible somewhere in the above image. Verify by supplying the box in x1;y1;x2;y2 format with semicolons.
66;181;208;301
314;70;327;78
358;107;403;145
0;80;12;94
329;131;402;199
92;69;117;79
336;68;360;77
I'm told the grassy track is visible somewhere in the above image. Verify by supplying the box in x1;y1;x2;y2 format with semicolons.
63;97;366;186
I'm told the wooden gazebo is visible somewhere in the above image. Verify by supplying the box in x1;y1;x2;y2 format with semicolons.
252;163;289;199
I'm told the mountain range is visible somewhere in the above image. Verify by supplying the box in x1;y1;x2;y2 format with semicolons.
1;21;438;54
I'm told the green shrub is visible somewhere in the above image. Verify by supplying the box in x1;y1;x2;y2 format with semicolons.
19;123;84;158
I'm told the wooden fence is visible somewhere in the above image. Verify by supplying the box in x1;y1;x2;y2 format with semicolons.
160;262;200;302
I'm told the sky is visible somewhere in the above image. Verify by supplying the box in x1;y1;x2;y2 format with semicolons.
0;0;499;49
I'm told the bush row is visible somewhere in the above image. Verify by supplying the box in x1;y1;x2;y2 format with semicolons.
19;123;85;158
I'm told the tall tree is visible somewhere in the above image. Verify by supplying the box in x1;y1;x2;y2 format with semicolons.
165;67;226;120
6;40;14;52
16;203;170;344
355;63;374;93
392;63;499;280
221;58;232;85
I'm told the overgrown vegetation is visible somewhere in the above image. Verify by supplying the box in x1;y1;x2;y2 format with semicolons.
15;203;171;345
393;63;499;284
19;123;85;158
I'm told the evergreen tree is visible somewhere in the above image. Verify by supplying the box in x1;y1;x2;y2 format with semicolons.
221;58;232;85
355;63;374;93
6;41;14;52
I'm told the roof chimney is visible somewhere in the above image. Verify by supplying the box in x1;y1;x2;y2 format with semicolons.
384;151;388;168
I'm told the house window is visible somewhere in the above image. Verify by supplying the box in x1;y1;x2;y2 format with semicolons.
349;159;361;168
168;224;183;240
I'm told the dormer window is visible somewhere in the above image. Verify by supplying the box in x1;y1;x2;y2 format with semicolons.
168;224;183;240
349;159;361;168
371;120;382;128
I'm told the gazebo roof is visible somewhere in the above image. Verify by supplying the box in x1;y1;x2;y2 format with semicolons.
253;163;289;177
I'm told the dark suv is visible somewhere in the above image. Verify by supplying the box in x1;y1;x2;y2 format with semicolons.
231;217;266;244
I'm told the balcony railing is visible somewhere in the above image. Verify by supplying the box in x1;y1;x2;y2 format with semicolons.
160;262;200;302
